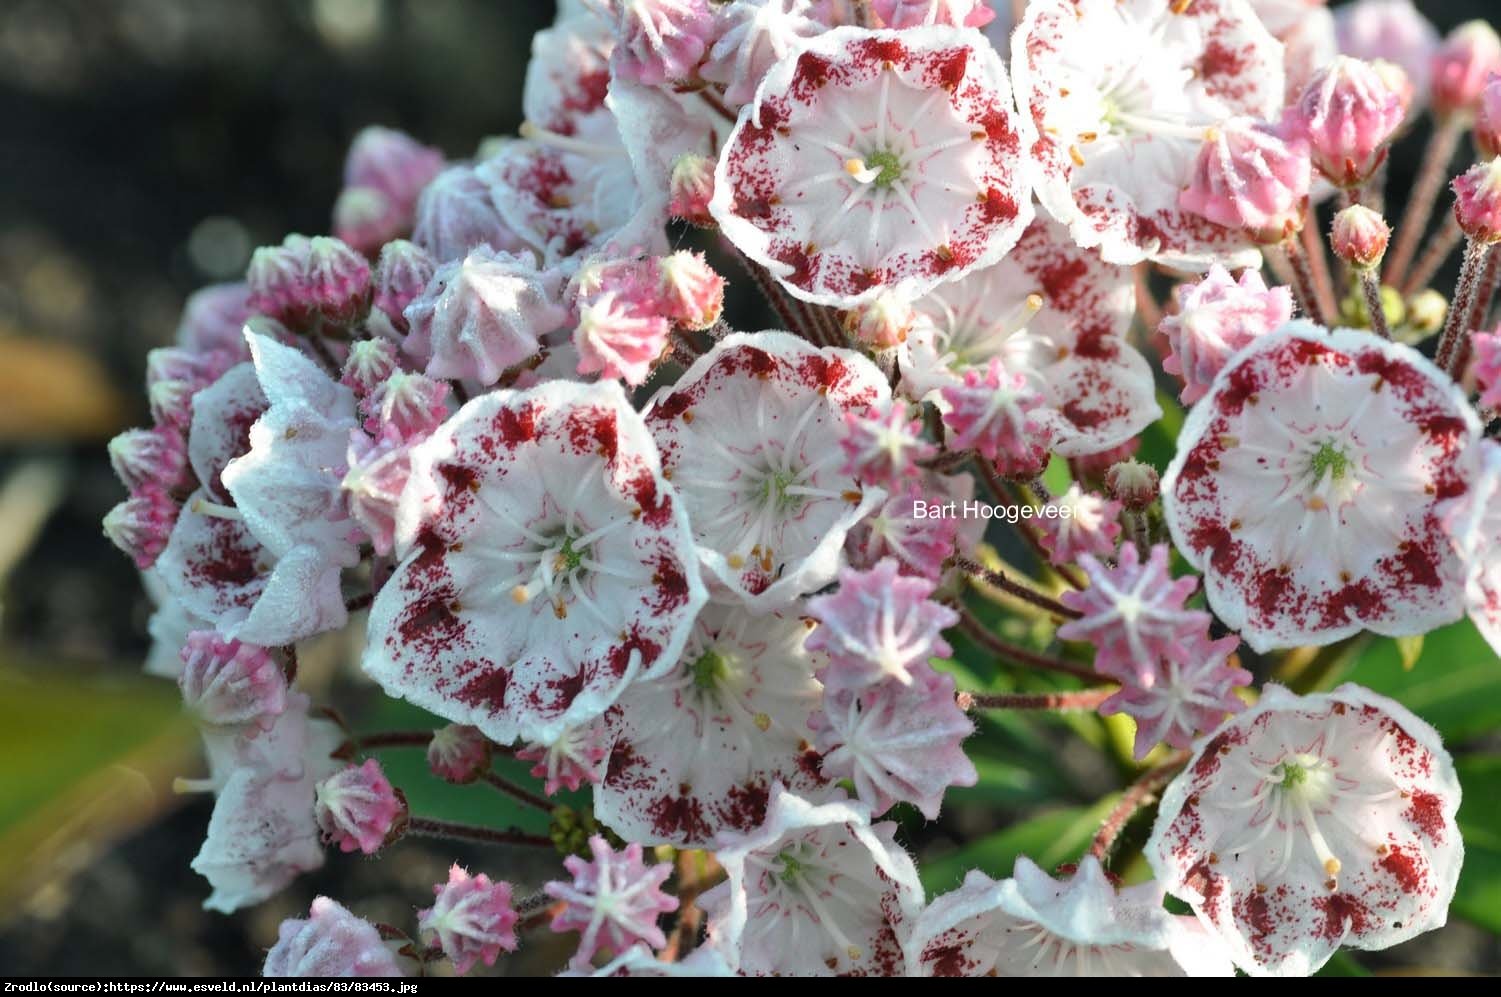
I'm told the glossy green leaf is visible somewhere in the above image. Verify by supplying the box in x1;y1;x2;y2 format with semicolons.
1347;620;1501;742
919;795;1118;895
1453;754;1501;933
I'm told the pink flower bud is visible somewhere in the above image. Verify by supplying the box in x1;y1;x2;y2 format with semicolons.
364;371;450;440
103;485;178;568
315;759;406;855
1336;1;1439;108
178;631;288;732
1291;57;1405;187
544;837;678;970
1431;21;1501;119
1181;117;1311;243
335;126;444;254
305;236;373;326
370;239;436;336
1330;204;1392;268
418;865;518;975
939;357;1054;473
264;897;406;977
573;258;673;386
1454;158;1501;243
1370;59;1416;121
656;250;724;331
1477;74;1501;160
607;0;715;86
411;164;528;263
340;338;401;398
342;428;410;557
668;152;714;226
1104;459;1160;510
871;0;996;29
426;724;492;784
108;424;188;492
844;291;915;349
175;283;254;357
145;346;238;430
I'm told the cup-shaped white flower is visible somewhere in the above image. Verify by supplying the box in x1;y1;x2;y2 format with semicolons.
645;332;890;610
903;217;1160;456
594;604;830;846
1013;0;1284;268
711;25;1033;307
701;785;924;976
1163;323;1481;653
1148;683;1464;977
363;379;707;746
1439;438;1501;655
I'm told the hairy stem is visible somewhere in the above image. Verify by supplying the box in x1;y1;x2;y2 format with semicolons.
405;817;553;849
1282;235;1327;326
1437;239;1490;374
954;608;1104;684
1387;118;1466;282
480;771;555;814
1359;269;1390;339
951;557;1082;621
1089;752;1190;863
958;687;1116;712
1302;221;1338;322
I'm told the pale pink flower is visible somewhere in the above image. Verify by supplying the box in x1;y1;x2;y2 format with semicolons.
573;257;672;385
1453;158;1501;243
363;380;707;745
868;0;995;30
178;631;288;733
1180;118;1311;244
426;724;493;785
1099;632;1251;760
606;0;715;85
1148;684;1464;976
1034;483;1122;567
1430;21;1501;119
700;0;828;107
939;357;1054;474
1472;330;1501;408
364;371;450;441
1013;0;1282;268
545;837;679;969
656;250;724;331
418;865;519;975
518;717;611;796
812;661;975;819
1289;57;1406;188
1058;544;1210;688
403;246;568;385
263;897;405;977
807;558;957;691
907;856;1233;976
700;786;922;976
334;126;444;254
667;152;715;225
314;759;406;855
1336;1;1440;109
844;481;960;580
839;401;934;490
1159;266;1295;404
1476;73;1501;159
370;240;438;337
645;332;889;609
247;235;371;331
340;338;401;399
845;290;916;350
1104;458;1160;510
593;604;828;846
175;282;254;357
1162;324;1481;653
411;164;529;263
710;25;1032;307
103;486;178;569
342;428;411;558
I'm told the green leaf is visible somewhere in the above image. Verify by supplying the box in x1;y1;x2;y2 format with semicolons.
1453;754;1501;933
1348;620;1501;743
919;795;1118;895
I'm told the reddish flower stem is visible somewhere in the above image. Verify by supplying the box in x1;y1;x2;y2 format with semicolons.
1465;241;1501;335
1359;269;1390;339
405;817;553;849
1387;117;1466;283
954;608;1103;684
1089;752;1190;863
358;730;434;750
1438;239;1490;374
480;770;555;814
344;592;374;613
958;687;1115;712
1301;221;1338;322
951;558;1081;621
1281;235;1327;326
1403;214;1464;296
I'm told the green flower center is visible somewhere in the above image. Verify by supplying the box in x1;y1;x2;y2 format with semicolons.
777;851;805;884
1308;441;1352;483
1277;761;1309;790
554;534;585;574
691;648;730;691
865;149;903;188
757;467;802;511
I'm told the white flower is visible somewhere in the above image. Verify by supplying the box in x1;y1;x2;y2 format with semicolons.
1012;0;1283;268
362;379;707;746
594;604;829;846
1162;324;1481;653
711;25;1033;307
645;331;890;610
701;786;923;976
906;856;1234;976
1439;438;1501;656
1147;684;1465;977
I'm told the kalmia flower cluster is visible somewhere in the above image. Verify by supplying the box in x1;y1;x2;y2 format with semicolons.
104;0;1499;978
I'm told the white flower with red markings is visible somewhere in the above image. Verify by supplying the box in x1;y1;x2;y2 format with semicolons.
903;218;1160;458
1147;683;1464;977
1012;0;1283;268
1163;324;1480;653
701;785;922;976
594;604;828;846
1439;439;1501;656
362;379;706;746
711;25;1033;307
645;332;889;609
906;856;1233;976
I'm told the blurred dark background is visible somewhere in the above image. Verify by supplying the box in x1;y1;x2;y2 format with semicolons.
0;0;1494;977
